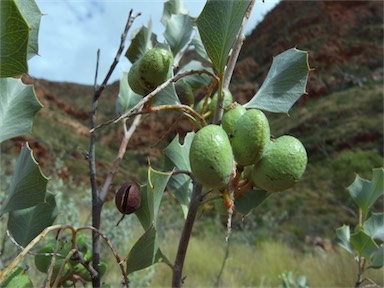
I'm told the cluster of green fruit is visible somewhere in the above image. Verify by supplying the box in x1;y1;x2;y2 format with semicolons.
189;98;308;196
34;235;106;286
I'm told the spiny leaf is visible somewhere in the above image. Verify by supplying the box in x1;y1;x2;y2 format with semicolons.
368;246;384;269
164;132;195;217
14;0;42;60
364;213;384;242
126;225;172;274
0;0;29;77
161;0;189;25
347;168;384;219
1;266;33;287
0;78;43;143
350;230;379;259
244;48;310;113
196;0;250;74
8;193;57;246
125;21;158;63
164;14;194;57
335;225;353;254
0;143;49;216
235;189;271;216
177;60;214;90
135;167;172;230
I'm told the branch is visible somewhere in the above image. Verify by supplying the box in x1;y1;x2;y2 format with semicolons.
91;69;219;131
89;9;140;288
98;114;142;203
172;182;203;288
94;10;141;101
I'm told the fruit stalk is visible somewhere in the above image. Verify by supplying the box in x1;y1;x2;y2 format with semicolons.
172;182;203;288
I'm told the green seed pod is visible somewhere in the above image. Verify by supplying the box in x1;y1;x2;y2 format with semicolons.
195;97;211;115
34;242;72;282
208;89;233;117
128;59;148;96
175;79;194;106
140;47;173;91
251;135;307;192
189;125;234;189
231;109;270;166
221;103;246;135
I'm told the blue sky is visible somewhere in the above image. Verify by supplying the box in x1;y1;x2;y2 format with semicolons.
28;0;280;85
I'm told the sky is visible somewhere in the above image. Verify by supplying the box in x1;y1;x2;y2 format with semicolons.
28;0;280;85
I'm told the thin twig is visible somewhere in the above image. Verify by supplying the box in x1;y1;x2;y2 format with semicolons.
91;69;219;132
89;10;140;288
215;236;231;288
94;10;141;102
98;115;142;203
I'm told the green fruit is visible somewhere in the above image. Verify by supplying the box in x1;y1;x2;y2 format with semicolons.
208;89;233;117
221;103;246;135
251;135;307;192
139;47;173;91
34;241;72;282
73;261;107;282
175;79;194;106
231;109;270;166
195;97;211;114
35;243;56;273
128;59;148;96
189;125;234;189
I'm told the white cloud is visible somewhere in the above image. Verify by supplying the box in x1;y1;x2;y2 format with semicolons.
29;0;279;85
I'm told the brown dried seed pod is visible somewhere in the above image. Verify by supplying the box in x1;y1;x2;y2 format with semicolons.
115;183;141;214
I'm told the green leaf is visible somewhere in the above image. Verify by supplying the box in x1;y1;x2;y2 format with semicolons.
244;48;310;113
135;167;172;230
161;0;189;25
0;78;43;143
1;266;33;287
14;0;42;60
350;230;379;259
115;71;141;115
347;168;384;219
152;79;180;107
368;246;384;269
126;225;172;274
164;132;194;171
0;143;49;216
190;29;211;63
8;192;57;247
234;189;271;216
364;213;384;242
335;225;353;254
125;21;158;63
196;0;250;74
164;132;195;217
164;14;194;57
178;60;214;89
0;0;29;77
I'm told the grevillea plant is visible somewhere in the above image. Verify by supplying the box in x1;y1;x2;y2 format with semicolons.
0;0;314;287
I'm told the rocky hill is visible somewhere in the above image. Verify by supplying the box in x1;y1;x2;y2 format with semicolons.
3;0;383;243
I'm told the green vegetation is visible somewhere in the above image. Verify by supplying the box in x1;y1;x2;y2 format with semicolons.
151;237;384;287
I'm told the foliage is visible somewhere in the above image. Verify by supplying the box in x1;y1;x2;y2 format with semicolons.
336;168;384;287
0;0;320;286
